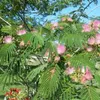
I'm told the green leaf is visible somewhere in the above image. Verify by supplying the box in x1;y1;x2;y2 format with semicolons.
68;53;95;69
80;86;100;100
27;63;48;81
0;43;16;60
35;65;60;99
59;86;75;100
1;25;16;35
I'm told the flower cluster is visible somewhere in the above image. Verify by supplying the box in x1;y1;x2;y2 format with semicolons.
88;33;100;45
82;20;100;32
86;33;100;52
51;16;73;30
5;88;30;100
65;66;93;84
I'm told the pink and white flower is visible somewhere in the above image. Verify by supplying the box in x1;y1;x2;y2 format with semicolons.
17;29;26;35
67;17;73;22
88;37;95;45
86;46;93;52
51;22;59;30
81;67;93;84
82;24;91;32
65;67;75;75
19;41;25;47
92;20;100;31
57;44;66;55
54;56;60;62
3;36;13;44
95;33;100;44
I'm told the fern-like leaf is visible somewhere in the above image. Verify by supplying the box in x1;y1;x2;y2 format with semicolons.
35;65;60;99
0;43;16;61
80;86;100;100
27;63;48;81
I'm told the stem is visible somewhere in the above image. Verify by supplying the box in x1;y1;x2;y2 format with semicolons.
17;13;31;31
18;75;30;96
0;16;11;26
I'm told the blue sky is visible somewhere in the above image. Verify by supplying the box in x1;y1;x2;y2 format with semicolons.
44;1;100;23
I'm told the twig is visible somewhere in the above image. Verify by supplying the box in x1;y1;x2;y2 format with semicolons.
0;16;11;26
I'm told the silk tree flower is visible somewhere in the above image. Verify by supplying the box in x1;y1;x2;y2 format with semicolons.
17;29;26;35
61;17;67;21
84;68;93;80
67;17;73;22
3;36;13;44
88;37;95;45
57;44;66;55
54;56;60;63
19;41;25;47
92;20;100;31
95;33;100;44
65;67;75;75
86;46;93;52
81;67;93;84
51;22;59;30
82;24;91;32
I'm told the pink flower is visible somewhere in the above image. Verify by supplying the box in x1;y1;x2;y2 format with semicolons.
19;41;25;47
67;17;73;22
93;20;100;31
51;22;59;30
84;68;93;80
81;76;87;83
17;30;26;35
54;56;60;62
44;49;49;57
82;24;91;32
57;44;66;55
81;68;93;84
65;67;75;75
95;39;100;45
95;33;100;39
88;37;95;45
86;46;93;52
61;17;66;21
95;34;100;44
3;36;13;44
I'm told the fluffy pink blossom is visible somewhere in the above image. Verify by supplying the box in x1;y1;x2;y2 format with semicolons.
95;39;100;45
92;20;100;31
95;33;100;44
67;17;73;22
82;24;91;32
17;30;26;35
86;46;93;52
84;68;93;80
88;37;95;45
81;68;93;83
51;22;59;30
61;17;66;21
3;36;13;44
65;67;75;75
54;56;60;62
57;44;66;55
19;41;25;47
95;33;100;39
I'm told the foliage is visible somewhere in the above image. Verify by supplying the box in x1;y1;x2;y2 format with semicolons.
0;0;100;100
